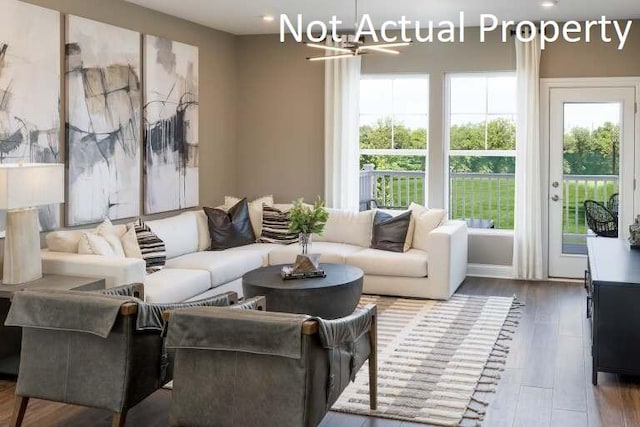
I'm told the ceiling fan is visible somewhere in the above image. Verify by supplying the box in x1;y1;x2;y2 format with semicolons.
305;0;411;62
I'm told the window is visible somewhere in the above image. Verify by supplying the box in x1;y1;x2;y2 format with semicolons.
447;73;517;229
359;76;429;210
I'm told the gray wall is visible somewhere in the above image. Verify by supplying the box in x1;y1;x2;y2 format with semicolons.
235;35;325;203
235;23;640;267
22;0;238;209
541;22;640;78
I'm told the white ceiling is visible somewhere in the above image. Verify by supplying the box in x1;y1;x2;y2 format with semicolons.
125;0;640;35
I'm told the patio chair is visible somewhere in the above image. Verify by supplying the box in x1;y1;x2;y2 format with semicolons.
164;304;378;427
607;193;619;218
584;200;618;238
5;284;247;427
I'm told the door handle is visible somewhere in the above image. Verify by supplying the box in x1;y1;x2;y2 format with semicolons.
551;195;562;202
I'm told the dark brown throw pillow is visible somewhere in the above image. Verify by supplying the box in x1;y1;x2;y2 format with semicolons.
204;198;256;250
371;210;412;252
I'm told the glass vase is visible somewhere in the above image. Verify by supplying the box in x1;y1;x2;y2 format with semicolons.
299;233;312;255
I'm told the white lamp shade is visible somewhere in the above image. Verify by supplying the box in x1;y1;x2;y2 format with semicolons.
0;163;65;210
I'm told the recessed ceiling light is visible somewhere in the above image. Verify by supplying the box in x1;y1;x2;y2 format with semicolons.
541;0;558;7
262;15;275;22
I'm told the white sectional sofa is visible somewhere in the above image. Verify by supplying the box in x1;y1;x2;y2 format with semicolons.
41;208;468;303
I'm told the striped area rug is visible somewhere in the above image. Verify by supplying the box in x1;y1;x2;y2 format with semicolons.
331;294;522;426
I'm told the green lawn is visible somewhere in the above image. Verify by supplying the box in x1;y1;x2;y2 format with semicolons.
370;176;618;232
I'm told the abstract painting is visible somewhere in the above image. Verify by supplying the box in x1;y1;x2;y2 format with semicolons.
0;0;60;232
144;35;198;214
66;15;141;226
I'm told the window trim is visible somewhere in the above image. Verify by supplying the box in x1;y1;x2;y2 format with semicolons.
444;71;517;232
359;73;430;208
448;150;516;158
360;149;427;156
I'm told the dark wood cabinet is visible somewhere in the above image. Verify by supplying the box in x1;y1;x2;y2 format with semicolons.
587;237;640;385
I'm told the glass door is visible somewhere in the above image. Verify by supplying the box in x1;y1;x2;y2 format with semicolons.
548;87;636;278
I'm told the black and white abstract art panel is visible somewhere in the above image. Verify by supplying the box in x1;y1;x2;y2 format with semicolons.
66;15;141;226
144;35;198;214
0;0;60;232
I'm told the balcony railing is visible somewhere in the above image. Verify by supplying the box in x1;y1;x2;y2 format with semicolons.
359;165;619;235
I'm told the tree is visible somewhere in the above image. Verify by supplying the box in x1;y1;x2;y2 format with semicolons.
359;117;427;171
592;122;620;175
361;117;618;176
563;123;620;175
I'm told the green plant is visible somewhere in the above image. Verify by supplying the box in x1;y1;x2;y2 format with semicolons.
288;198;329;235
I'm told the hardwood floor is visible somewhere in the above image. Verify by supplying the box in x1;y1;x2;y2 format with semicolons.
0;277;638;426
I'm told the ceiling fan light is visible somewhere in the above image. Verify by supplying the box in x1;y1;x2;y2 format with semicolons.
360;46;400;55
305;43;352;54
364;42;412;49
307;53;355;62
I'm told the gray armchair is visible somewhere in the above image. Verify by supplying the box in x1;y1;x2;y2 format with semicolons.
165;303;377;427
5;284;246;427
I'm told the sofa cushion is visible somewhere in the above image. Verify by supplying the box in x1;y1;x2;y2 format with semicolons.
268;242;364;265
165;251;263;288
223;243;278;266
134;218;167;274
146;213;199;259
47;230;84;253
95;218;126;257
205;199;256;250
371;210;412;253
314;209;374;248
121;227;142;258
225;195;274;237
375;209;415;251
78;232;119;257
193;209;210;251
409;203;446;252
259;205;298;244
46;224;128;254
144;268;211;303
346;248;428;278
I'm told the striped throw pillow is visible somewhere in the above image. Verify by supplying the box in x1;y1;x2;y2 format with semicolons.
259;205;299;245
133;218;166;274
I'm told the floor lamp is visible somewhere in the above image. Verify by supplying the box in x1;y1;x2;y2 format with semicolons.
0;164;64;285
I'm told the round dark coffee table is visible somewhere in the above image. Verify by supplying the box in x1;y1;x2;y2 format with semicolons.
242;263;364;319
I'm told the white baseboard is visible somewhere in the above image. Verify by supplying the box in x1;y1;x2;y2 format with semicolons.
467;263;514;279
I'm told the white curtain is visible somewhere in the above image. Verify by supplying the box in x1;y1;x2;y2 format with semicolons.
513;34;544;279
324;52;361;211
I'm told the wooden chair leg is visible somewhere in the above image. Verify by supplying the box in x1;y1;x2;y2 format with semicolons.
368;310;378;411
10;396;29;427
112;410;127;427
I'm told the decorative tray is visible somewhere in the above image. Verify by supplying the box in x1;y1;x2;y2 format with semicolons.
281;266;326;280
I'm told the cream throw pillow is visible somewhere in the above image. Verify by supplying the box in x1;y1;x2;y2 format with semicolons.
404;215;415;252
95;218;125;257
409;202;446;252
314;209;374;248
121;226;143;258
78;232;117;256
224;195;274;238
46;230;83;253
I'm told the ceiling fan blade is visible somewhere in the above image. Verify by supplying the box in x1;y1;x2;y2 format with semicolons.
358;46;400;55
305;43;352;54
361;42;412;49
306;53;356;62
